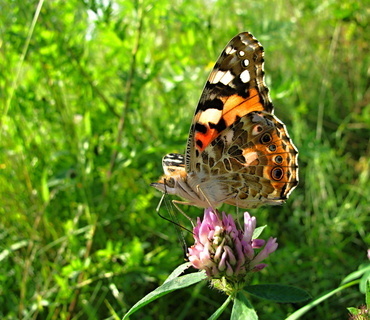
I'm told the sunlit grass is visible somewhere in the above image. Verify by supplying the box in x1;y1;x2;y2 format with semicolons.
0;0;369;319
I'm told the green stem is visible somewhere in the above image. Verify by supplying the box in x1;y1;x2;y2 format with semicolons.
208;295;233;320
286;280;360;320
1;0;44;128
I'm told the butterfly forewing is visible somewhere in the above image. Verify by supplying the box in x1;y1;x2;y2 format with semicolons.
186;32;274;172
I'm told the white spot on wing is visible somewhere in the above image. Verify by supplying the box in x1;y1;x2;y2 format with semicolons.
209;70;235;85
242;151;258;165
223;130;234;144
225;46;237;55
198;108;222;125
242;59;249;67
252;124;263;136
210;70;226;84
219;70;234;85
240;70;250;83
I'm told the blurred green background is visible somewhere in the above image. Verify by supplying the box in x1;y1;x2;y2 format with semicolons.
0;0;369;319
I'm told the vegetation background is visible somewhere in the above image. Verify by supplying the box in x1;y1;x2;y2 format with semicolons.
1;0;369;319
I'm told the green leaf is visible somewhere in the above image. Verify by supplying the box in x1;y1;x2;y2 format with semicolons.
285;280;359;320
252;225;267;239
122;270;207;319
208;295;232;320
347;307;360;315
244;284;311;303
341;263;370;285
231;291;258;320
341;263;370;294
41;168;50;203
360;270;370;294
163;262;193;284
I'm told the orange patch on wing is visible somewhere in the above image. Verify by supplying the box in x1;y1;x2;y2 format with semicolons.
195;128;218;152
193;89;265;152
221;89;264;126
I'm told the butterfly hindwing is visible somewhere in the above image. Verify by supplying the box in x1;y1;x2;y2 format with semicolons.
195;111;298;208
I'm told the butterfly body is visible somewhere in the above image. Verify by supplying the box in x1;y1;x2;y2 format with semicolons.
152;32;298;209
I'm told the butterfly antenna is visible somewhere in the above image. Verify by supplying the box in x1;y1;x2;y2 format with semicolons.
155;193;193;233
165;198;192;259
157;182;193;232
155;192;192;258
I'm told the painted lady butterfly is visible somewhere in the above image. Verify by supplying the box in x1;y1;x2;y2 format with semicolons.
151;32;298;209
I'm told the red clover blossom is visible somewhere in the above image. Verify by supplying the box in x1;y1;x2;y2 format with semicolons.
188;208;278;294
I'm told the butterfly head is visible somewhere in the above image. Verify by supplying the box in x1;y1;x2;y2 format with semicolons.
151;153;186;194
151;176;177;194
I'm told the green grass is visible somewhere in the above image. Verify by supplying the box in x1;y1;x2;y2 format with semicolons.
0;0;369;319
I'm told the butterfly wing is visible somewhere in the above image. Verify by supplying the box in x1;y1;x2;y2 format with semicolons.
196;111;298;208
184;32;298;207
185;32;273;172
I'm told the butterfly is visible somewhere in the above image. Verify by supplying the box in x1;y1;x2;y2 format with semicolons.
151;32;298;209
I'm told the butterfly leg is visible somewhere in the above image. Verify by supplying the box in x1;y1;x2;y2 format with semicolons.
172;200;196;226
195;184;217;211
155;193;167;212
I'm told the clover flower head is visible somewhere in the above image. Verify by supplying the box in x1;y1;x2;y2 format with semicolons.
187;208;278;294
